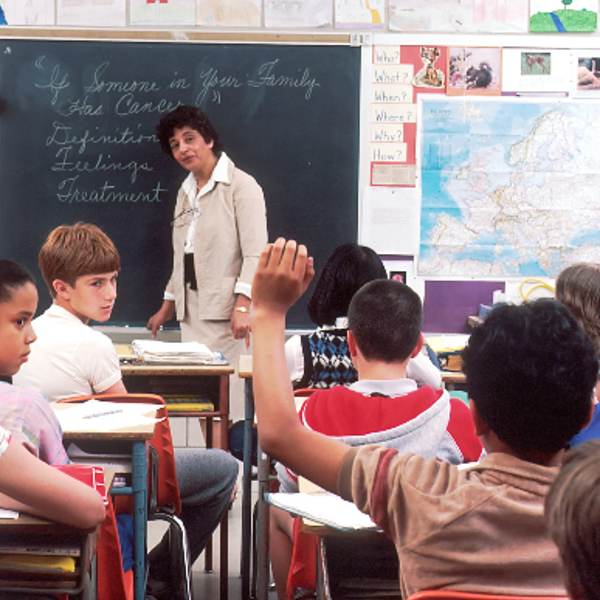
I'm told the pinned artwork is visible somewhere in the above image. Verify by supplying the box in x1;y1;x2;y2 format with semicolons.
530;0;598;33
389;0;528;33
502;48;570;93
198;0;260;26
446;47;502;96
413;46;445;89
57;0;126;26
335;0;385;28
2;0;54;25
265;0;332;27
131;0;195;25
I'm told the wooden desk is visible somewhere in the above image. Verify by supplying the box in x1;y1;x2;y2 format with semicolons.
440;370;467;391
120;361;234;600
56;405;156;600
0;473;116;598
0;515;96;598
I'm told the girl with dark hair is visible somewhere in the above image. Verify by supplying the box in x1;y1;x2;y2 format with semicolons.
556;262;600;447
285;243;441;389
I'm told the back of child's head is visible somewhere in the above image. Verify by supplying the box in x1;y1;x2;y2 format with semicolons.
0;259;35;304
462;299;597;454
307;243;387;327
39;222;120;298
348;279;422;363
556;262;600;357
545;439;600;600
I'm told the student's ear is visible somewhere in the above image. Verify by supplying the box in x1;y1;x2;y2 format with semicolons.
410;333;424;358
53;279;72;300
469;399;490;437
347;330;358;358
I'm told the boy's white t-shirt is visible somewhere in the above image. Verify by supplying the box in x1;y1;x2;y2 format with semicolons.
14;304;121;403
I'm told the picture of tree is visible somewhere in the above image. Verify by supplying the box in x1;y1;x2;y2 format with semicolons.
530;0;597;32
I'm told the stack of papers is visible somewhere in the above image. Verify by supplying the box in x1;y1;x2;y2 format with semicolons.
131;340;220;364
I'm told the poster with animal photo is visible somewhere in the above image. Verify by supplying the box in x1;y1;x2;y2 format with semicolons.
502;48;570;93
572;52;600;97
446;47;502;95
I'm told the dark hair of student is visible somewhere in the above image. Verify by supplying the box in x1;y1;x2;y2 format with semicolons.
462;299;597;454
545;438;600;600
348;279;422;363
555;262;600;357
307;243;387;327
0;259;35;304
156;105;223;159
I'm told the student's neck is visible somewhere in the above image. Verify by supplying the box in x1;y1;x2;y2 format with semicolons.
53;299;90;325
356;361;408;381
482;433;564;467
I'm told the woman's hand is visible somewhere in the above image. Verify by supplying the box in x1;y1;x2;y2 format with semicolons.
146;300;176;338
231;295;252;348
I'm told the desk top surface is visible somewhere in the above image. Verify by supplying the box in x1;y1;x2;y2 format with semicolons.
239;354;466;384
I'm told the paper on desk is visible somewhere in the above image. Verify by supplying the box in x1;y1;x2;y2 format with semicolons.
0;509;18;519
266;492;378;531
426;334;470;353
55;400;161;432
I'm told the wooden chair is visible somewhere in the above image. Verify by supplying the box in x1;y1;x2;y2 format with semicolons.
57;393;191;600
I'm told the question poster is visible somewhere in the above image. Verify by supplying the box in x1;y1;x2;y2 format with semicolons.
370;45;446;187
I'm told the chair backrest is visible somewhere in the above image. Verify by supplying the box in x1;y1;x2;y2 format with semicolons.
407;592;569;600
57;393;181;514
294;388;318;398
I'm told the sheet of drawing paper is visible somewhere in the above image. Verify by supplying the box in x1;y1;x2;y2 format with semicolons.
360;186;419;254
502;48;570;93
3;0;54;25
530;0;598;33
131;0;195;25
423;280;505;334
265;0;331;28
335;0;385;28
389;0;527;33
57;0;126;26
197;0;260;27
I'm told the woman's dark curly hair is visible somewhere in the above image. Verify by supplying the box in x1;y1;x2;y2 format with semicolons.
156;105;223;158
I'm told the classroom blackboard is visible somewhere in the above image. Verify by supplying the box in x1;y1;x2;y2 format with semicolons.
0;37;360;329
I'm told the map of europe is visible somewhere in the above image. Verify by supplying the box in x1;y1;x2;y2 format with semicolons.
419;98;600;277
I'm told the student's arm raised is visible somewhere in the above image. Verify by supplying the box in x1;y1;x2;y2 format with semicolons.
0;439;106;529
252;238;352;494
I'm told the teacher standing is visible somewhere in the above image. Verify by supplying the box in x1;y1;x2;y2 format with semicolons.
147;105;268;421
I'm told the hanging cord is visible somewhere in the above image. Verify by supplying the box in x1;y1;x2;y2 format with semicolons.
519;278;555;301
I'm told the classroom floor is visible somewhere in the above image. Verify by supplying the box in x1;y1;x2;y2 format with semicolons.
148;468;277;600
